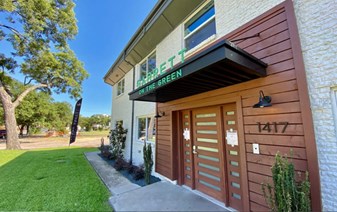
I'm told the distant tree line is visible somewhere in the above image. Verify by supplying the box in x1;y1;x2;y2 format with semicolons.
79;114;111;132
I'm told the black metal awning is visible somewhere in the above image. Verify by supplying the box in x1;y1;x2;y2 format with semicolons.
129;39;267;102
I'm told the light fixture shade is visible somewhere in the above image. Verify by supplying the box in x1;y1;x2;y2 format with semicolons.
155;111;165;118
253;90;272;108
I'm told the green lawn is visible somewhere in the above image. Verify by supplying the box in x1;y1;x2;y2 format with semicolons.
79;130;110;137
0;148;112;211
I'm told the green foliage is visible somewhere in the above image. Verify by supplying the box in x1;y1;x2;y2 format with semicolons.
0;54;17;75
16;89;52;133
108;122;127;159
143;141;153;185
79;114;111;132
0;0;88;99
262;152;311;212
78;116;92;131
46;101;73;131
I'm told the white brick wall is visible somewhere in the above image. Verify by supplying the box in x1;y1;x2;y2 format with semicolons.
215;0;284;38
156;26;183;68
293;0;337;210
112;70;133;160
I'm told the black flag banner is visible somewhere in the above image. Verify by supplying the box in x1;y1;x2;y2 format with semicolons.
69;98;82;145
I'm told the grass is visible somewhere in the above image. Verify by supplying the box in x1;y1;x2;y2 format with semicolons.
78;130;110;137
0;148;112;211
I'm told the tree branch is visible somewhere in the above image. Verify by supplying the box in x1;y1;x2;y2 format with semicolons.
0;23;26;40
13;83;49;108
24;76;33;86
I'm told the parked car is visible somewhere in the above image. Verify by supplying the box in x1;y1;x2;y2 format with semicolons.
0;129;6;139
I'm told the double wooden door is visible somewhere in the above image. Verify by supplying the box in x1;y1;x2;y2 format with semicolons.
181;104;243;210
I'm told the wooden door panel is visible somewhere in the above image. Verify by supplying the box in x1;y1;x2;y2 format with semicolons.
222;103;243;211
192;106;225;202
181;110;194;188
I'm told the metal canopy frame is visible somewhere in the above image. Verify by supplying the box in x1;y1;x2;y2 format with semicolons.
129;39;267;102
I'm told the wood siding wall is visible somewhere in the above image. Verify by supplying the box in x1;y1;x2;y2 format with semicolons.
155;1;320;211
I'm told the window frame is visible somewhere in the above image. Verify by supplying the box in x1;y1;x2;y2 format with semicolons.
138;51;156;83
116;78;125;97
183;0;216;52
137;115;156;143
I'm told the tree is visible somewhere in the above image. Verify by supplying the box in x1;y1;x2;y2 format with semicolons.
0;0;88;149
46;101;72;132
78;115;91;131
90;114;111;130
16;88;53;135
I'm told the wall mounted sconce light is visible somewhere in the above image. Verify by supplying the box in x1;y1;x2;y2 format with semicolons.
253;90;272;108
155;111;165;118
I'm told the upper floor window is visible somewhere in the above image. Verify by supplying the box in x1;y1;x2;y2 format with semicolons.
117;78;125;96
139;52;156;81
184;0;216;51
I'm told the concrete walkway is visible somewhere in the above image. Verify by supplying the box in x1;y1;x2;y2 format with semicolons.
85;151;229;211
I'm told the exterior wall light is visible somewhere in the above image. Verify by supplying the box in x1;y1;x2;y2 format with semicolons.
155;111;165;118
253;90;272;108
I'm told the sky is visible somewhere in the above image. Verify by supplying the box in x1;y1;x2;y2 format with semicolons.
59;0;158;116
1;0;157;117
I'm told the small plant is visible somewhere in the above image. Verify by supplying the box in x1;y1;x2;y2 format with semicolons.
99;144;112;159
125;163;137;174
113;157;127;171
133;165;145;180
143;141;154;185
262;152;311;212
108;122;128;159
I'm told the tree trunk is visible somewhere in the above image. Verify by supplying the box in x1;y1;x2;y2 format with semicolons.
3;103;21;149
0;82;21;149
19;125;24;136
0;81;48;149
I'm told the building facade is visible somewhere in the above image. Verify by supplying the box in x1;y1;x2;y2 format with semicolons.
105;0;337;211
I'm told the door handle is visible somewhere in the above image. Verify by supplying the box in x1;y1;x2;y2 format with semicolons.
193;145;197;154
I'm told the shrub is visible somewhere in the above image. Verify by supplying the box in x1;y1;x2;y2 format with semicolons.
113;157;127;171
125;163;137;174
133;165;145;180
262;152;311;212
99;144;112;159
108;122;128;159
143;142;153;185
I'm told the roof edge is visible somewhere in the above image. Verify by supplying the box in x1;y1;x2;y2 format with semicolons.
103;0;170;85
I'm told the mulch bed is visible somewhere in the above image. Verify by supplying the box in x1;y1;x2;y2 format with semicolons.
99;153;161;187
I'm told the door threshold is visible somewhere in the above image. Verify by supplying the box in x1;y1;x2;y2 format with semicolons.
182;185;237;212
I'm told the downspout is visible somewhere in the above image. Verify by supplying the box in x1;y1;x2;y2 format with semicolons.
124;56;135;164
